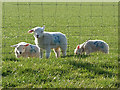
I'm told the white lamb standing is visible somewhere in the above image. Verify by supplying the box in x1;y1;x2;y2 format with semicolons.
74;40;109;55
28;26;67;59
11;42;40;58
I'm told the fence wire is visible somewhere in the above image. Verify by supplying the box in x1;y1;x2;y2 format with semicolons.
2;2;118;57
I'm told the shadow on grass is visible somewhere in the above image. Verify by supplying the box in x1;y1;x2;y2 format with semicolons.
61;54;91;59
61;54;74;58
2;69;12;77
74;54;91;58
68;60;116;78
3;57;20;62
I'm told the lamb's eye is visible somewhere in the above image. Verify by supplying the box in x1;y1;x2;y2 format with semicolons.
16;51;18;54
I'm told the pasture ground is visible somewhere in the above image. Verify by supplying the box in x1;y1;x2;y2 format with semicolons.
2;2;119;88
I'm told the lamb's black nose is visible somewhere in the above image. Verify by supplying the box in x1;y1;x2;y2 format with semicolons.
20;52;22;54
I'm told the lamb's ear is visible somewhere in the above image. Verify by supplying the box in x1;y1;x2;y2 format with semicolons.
28;30;34;33
11;44;18;47
43;25;45;30
25;44;29;47
77;45;80;49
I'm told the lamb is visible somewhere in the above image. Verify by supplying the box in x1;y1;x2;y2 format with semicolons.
28;26;67;58
11;42;40;58
74;40;109;55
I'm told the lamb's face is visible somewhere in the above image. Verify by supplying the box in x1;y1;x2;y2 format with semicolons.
74;45;83;55
34;27;44;38
28;26;45;38
15;45;26;55
11;43;30;58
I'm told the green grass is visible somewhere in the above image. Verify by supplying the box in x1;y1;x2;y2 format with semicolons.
2;2;119;88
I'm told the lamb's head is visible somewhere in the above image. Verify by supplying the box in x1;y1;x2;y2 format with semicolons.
74;44;84;55
28;26;45;38
11;43;29;55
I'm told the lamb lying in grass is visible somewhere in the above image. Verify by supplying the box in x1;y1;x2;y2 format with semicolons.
11;42;40;58
74;40;109;55
28;26;67;58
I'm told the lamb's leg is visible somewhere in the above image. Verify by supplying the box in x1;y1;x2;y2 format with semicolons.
61;47;66;57
46;47;51;59
36;51;41;58
54;47;60;58
85;51;90;55
62;50;66;56
61;45;67;57
40;48;43;58
85;46;91;55
85;48;91;55
25;55;28;58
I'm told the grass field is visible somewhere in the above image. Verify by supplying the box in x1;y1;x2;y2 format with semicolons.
2;2;119;88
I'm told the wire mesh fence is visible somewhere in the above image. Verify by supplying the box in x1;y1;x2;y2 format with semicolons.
2;2;118;58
